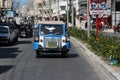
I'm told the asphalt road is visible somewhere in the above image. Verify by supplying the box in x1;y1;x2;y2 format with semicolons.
0;37;112;80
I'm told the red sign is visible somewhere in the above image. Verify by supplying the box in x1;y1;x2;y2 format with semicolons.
90;0;107;15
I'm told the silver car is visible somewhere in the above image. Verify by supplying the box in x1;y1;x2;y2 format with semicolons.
0;24;18;45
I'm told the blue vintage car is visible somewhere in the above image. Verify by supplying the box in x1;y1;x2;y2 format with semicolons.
33;21;71;58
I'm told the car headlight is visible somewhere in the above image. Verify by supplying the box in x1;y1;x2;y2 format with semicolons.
62;39;66;43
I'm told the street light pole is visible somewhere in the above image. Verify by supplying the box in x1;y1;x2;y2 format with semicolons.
87;0;90;37
57;0;60;21
114;0;116;25
72;0;74;26
67;0;69;27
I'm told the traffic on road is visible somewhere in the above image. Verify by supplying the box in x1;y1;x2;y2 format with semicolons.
0;37;112;80
0;0;119;80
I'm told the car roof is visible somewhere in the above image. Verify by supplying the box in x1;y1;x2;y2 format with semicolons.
37;21;65;25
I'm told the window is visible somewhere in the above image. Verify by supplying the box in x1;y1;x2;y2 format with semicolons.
41;26;63;35
60;6;66;10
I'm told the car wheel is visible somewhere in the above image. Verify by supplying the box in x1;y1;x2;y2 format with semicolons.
14;36;18;42
61;51;68;57
36;51;40;58
8;39;12;46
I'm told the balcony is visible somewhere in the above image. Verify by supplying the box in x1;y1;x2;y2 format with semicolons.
37;3;43;10
60;10;66;15
77;0;87;15
79;8;87;15
78;0;87;4
60;6;66;11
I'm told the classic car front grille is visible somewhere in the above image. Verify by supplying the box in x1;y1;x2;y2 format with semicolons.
45;37;60;48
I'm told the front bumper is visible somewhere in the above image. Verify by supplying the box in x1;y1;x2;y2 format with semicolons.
34;43;70;53
0;37;9;44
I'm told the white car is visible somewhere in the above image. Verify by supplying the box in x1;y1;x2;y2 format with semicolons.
0;23;18;45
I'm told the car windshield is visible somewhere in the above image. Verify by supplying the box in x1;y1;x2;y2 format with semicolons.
41;25;63;35
0;27;8;33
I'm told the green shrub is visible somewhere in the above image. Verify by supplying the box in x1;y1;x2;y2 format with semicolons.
68;27;120;63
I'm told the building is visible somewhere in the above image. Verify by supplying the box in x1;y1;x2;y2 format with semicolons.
111;0;120;27
31;0;76;21
75;0;87;29
75;0;112;29
0;0;13;9
52;0;68;21
0;0;13;16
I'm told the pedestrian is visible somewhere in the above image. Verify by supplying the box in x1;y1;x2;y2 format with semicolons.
99;20;104;31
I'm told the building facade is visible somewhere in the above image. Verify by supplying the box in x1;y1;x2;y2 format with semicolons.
75;0;87;29
111;0;120;26
0;0;13;9
0;0;14;16
75;0;112;29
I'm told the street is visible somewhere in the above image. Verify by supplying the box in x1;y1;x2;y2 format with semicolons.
0;37;111;80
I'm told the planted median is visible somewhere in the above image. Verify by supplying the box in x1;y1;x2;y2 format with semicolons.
68;27;120;66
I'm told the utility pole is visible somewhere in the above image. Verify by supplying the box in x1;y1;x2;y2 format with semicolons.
87;0;90;37
72;0;74;26
114;0;116;25
49;0;52;20
57;0;60;21
69;0;72;26
67;0;69;27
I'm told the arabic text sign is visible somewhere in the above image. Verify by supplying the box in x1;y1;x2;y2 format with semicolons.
90;0;107;15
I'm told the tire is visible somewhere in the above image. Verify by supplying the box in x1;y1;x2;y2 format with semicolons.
8;39;12;46
61;51;68;57
15;36;18;42
36;51;40;58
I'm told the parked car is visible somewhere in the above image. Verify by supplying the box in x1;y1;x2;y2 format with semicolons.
18;23;26;37
0;22;18;45
33;21;71;58
8;22;19;41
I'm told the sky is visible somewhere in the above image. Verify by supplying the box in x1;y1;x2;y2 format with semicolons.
15;0;28;7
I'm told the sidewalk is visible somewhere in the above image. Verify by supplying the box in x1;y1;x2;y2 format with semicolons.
71;31;120;80
103;29;114;33
103;29;120;37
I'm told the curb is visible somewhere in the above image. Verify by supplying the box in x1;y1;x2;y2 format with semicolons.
71;37;120;80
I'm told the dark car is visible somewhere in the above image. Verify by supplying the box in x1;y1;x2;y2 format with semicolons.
19;23;33;37
19;23;26;37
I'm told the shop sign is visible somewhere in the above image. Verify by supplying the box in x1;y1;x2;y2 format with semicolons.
89;0;108;15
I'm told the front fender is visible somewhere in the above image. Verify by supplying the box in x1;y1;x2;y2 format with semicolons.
34;42;39;51
66;41;71;50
